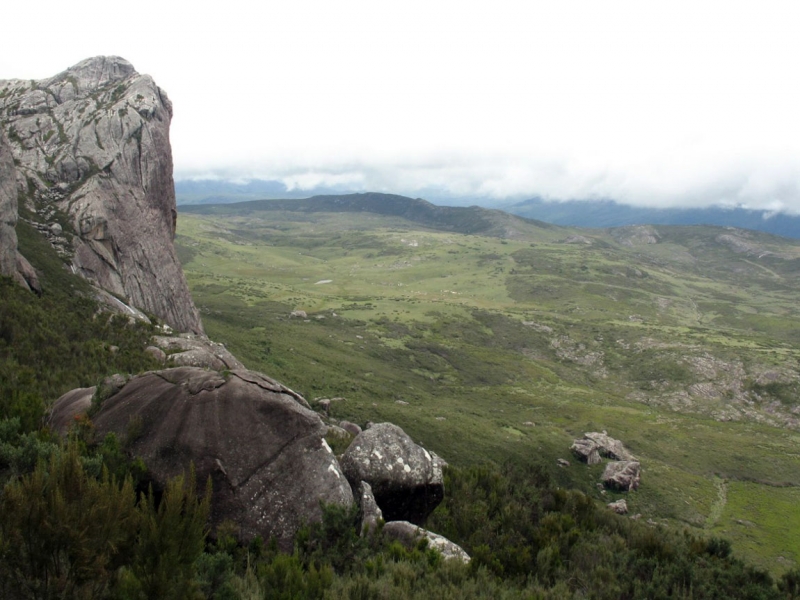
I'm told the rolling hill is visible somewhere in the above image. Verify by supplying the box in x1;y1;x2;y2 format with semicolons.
177;194;800;575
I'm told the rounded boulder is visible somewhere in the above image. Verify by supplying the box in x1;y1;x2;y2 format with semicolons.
50;366;353;549
339;422;444;524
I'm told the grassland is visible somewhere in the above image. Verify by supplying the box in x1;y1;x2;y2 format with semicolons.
176;200;800;575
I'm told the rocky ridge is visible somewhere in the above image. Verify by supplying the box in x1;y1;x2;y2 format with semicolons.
0;56;201;333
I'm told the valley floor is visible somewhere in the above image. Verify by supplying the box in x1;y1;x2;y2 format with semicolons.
176;208;800;575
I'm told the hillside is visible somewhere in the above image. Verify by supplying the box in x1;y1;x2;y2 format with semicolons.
175;178;800;239
177;195;800;576
181;192;555;238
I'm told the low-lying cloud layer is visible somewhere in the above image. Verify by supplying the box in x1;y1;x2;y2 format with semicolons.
176;152;800;215
4;1;800;214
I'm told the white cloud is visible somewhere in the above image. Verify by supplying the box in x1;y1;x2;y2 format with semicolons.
2;1;800;212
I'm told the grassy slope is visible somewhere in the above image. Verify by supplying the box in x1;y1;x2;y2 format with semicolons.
176;206;800;575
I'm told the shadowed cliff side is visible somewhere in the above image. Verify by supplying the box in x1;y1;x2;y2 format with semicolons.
0;56;202;333
0;132;38;291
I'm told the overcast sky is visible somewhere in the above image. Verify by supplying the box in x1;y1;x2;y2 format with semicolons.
2;1;800;211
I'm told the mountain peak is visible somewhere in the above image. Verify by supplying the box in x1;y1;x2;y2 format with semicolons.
51;55;137;91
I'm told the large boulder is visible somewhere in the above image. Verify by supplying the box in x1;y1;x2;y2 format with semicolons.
602;461;641;492
382;521;470;563
49;366;353;549
339;423;444;524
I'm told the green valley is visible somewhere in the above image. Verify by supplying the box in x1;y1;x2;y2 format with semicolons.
178;196;800;577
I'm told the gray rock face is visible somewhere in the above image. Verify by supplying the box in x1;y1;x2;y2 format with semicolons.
357;481;383;536
0;57;202;333
0;133;19;278
570;438;601;464
602;461;641;492
49;366;353;549
339;423;444;524
382;521;470;563
0;132;38;290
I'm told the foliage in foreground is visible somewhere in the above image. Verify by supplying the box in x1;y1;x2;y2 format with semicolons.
1;437;797;599
0;444;210;599
0;272;157;431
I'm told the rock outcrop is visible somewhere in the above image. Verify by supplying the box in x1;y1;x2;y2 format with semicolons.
602;461;641;492
570;438;601;465
0;57;202;333
152;334;244;371
0;133;38;291
339;423;444;524
382;521;470;563
571;431;635;464
49;366;353;549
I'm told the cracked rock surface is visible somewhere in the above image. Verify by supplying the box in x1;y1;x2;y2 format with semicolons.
49;366;353;549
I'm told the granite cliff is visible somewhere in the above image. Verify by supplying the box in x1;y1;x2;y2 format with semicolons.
0;131;38;290
0;56;202;333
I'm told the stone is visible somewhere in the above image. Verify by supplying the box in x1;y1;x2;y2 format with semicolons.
317;398;331;415
557;458;570;468
570;438;601;465
339;420;362;437
152;334;244;371
49;366;353;549
325;424;351;440
145;345;167;364
607;499;628;514
48;387;95;433
97;373;129;399
571;431;635;464
602;461;641;492
357;481;383;536
339;423;444;524
382;521;470;563
0;57;202;333
583;431;635;461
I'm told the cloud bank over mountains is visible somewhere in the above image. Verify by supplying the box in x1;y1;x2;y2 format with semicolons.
178;151;800;215
3;1;800;213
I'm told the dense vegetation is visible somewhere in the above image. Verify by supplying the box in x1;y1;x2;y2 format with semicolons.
2;439;798;599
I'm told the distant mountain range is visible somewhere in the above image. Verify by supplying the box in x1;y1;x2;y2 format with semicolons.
501;197;800;240
175;179;800;239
